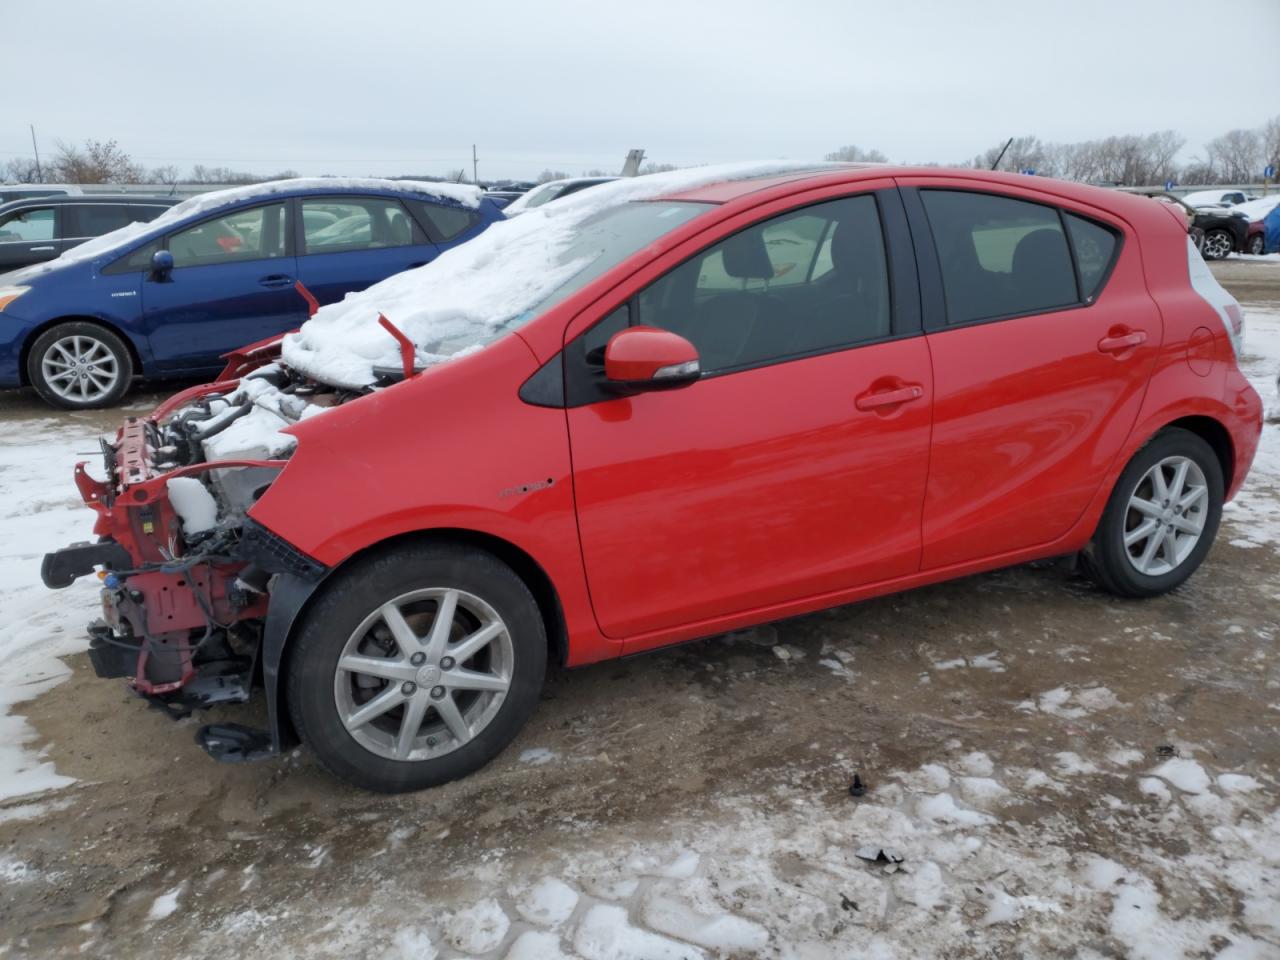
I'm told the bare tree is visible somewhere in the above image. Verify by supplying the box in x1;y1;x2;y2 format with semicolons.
188;164;298;184
52;139;144;183
824;145;887;163
2;157;44;183
1204;128;1263;182
536;169;571;183
638;162;678;175
443;168;468;183
148;165;181;185
1259;115;1279;174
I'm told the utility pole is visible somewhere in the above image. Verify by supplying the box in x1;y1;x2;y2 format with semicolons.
472;144;478;184
30;124;43;183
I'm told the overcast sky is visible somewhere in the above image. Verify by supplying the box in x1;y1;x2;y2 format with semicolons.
3;0;1277;182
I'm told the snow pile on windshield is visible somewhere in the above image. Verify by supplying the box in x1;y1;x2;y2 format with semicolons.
14;177;482;278
282;161;832;389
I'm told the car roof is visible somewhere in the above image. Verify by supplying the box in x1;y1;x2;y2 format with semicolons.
656;165;1164;219
0;194;178;213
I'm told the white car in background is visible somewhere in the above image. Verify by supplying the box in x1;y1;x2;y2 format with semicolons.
1182;188;1256;209
501;176;618;216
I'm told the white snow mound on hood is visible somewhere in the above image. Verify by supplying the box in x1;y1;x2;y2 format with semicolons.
281;161;835;389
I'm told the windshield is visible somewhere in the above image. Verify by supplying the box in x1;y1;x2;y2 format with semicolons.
282;200;710;387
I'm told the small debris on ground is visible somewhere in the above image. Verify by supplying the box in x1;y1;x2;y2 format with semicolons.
855;846;904;864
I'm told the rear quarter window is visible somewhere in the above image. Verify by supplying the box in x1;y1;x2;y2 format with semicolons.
1064;213;1119;300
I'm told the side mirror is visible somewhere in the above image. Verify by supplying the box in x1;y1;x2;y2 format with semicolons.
150;249;174;280
604;325;701;391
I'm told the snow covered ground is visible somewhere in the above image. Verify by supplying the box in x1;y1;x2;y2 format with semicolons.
0;298;1277;958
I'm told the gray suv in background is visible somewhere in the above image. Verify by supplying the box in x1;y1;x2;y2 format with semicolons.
0;194;178;272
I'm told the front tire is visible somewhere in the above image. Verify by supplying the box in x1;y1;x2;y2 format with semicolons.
27;321;133;409
1082;428;1223;598
287;543;547;792
1246;233;1265;256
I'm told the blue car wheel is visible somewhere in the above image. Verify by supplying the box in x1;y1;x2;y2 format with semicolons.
27;321;134;410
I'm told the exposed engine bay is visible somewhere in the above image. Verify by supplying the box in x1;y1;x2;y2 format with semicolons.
39;350;366;759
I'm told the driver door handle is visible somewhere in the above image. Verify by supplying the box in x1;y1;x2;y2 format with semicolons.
1097;330;1147;354
258;274;294;288
855;384;924;410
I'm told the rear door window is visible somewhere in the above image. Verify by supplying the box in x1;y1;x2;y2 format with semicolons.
919;190;1079;325
66;204;134;238
300;197;423;254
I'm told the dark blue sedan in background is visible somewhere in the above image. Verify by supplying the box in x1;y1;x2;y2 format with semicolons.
0;178;504;408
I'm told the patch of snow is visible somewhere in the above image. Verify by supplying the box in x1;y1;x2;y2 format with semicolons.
513;876;578;927
573;903;705;960
1217;773;1262;793
1151;757;1212;794
503;930;572;960
165;477;218;536
1053;752;1100;776
147;884;184;921
916;791;995;826
1025;685;1119;719
1107;747;1145;767
382;927;438;960
439;898;509;955
1078;855;1128;891
641;891;769;953
0;856;33;883
1138;777;1173;804
518;747;558;766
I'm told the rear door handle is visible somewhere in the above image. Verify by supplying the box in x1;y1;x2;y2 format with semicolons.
258;274;294;288
1097;330;1147;354
855;384;924;411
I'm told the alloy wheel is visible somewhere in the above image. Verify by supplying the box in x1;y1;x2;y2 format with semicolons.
40;335;120;403
1202;231;1232;260
333;587;513;761
1123;455;1209;577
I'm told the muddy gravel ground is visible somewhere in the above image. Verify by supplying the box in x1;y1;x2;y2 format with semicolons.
0;261;1278;959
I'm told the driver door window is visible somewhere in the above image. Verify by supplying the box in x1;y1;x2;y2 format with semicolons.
168;203;287;267
634;195;890;374
0;207;55;242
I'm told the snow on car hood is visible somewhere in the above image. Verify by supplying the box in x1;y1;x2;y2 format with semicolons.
281;161;832;389
1230;196;1280;223
6;177;483;282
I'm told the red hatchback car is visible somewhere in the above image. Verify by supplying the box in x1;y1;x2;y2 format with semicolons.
44;166;1263;792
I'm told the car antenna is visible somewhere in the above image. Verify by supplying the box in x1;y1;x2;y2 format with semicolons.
990;137;1014;171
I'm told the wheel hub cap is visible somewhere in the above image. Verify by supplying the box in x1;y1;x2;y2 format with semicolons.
1122;455;1209;577
333;587;513;762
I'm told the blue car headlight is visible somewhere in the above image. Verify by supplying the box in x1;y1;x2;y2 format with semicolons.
0;285;30;312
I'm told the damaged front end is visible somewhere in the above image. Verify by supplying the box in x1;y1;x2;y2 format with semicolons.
41;359;347;762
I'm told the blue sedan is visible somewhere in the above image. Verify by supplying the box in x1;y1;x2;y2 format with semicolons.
0;179;505;408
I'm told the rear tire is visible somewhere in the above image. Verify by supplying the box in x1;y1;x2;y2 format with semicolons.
27;321;133;410
287;542;546;793
1200;229;1233;261
1082;428;1223;598
1247;233;1265;256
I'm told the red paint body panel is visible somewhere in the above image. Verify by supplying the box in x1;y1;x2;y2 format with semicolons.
570;337;932;637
